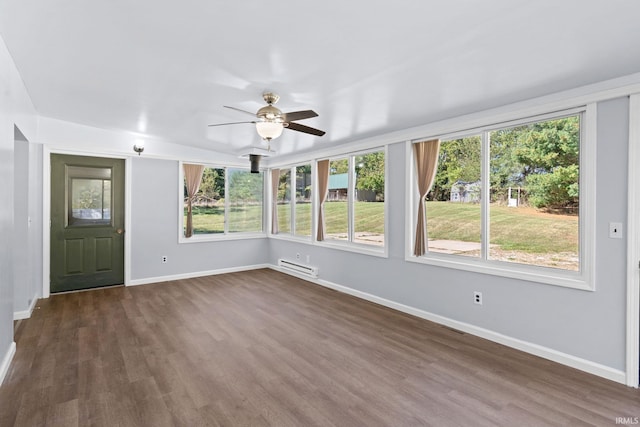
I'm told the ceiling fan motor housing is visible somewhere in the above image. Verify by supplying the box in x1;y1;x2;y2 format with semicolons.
262;92;279;105
257;104;283;122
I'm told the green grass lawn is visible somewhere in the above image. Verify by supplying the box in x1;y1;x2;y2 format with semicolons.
426;201;578;254
188;205;265;234
187;201;578;255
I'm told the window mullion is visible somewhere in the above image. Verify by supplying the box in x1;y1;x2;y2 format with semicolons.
481;131;490;260
348;156;355;243
290;166;296;234
224;167;229;234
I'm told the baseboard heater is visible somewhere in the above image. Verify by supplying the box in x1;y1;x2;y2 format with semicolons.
277;259;319;279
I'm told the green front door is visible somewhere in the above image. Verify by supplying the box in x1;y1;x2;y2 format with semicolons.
50;154;125;293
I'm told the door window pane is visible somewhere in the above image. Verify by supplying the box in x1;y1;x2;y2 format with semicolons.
68;166;112;226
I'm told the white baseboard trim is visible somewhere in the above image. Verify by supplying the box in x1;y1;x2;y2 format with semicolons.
0;342;16;386
13;293;39;320
271;265;627;385
128;263;271;287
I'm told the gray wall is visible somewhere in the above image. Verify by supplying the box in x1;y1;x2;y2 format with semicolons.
130;157;270;281
0;116;15;370
29;143;43;310
13;136;28;312
13;137;42;315
269;96;630;371
0;35;38;377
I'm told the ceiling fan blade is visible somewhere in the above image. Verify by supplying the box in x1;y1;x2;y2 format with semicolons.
208;121;256;127
282;110;318;122
286;122;326;137
224;105;257;117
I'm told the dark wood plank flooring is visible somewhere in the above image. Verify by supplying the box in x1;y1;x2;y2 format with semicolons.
1;269;639;426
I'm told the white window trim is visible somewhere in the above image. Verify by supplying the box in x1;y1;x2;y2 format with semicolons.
405;105;596;291
178;161;267;244
626;92;640;387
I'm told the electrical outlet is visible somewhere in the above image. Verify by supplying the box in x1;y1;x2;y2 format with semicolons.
296;253;300;260
609;222;623;239
306;255;310;263
473;291;483;305
162;255;168;264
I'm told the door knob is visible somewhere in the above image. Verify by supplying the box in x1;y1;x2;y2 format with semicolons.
116;228;124;235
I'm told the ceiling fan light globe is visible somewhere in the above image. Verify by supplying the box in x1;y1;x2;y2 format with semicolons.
256;121;283;140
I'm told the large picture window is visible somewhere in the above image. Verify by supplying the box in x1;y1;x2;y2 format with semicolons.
319;149;386;249
182;164;263;238
412;110;590;287
488;116;579;270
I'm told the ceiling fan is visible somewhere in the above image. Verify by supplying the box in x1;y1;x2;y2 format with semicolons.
208;92;326;145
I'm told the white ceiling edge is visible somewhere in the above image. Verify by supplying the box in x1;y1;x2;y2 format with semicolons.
36;116;246;166
30;70;640;170
266;71;640;168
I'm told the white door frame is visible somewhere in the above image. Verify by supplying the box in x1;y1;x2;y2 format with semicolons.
42;147;132;298
626;93;640;387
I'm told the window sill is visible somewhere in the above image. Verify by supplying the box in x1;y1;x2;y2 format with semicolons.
316;239;388;258
269;234;313;244
179;232;267;244
405;252;593;291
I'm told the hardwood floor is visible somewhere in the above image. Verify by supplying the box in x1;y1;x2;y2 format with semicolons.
1;269;639;426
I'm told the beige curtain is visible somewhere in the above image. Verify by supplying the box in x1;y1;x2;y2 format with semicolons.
271;169;280;234
184;163;205;238
413;139;440;256
316;160;330;241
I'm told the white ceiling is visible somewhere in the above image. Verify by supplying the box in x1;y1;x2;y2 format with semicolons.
2;1;640;158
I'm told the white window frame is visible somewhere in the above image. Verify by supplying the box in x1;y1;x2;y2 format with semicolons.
316;146;389;258
405;105;596;290
178;161;266;243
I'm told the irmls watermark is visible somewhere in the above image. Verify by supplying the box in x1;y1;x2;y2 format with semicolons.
616;417;639;425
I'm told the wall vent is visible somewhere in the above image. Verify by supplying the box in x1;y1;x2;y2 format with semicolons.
277;259;319;278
